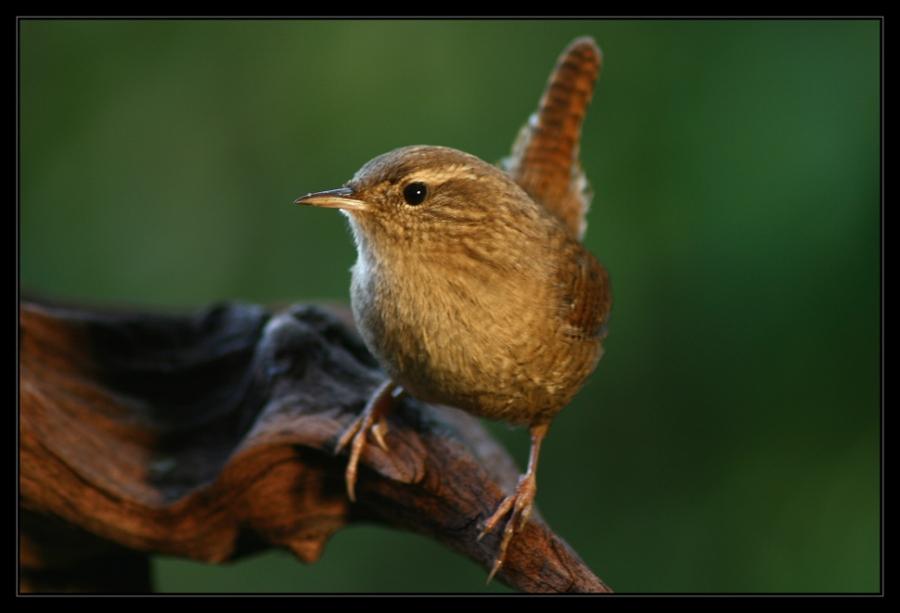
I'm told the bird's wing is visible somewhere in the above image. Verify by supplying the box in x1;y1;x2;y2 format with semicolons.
558;239;612;342
501;37;601;242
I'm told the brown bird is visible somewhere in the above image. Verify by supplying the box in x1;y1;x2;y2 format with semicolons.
294;36;610;582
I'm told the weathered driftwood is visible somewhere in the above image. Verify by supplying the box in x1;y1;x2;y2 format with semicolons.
19;300;612;593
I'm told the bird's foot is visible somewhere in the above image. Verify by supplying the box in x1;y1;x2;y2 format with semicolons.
334;379;398;502
477;470;538;583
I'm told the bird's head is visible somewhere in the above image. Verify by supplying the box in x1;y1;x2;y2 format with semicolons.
295;145;550;260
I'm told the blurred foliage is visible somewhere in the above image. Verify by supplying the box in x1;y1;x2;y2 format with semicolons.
19;19;879;593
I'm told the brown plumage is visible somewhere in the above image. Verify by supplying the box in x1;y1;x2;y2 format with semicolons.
294;36;611;583
503;36;601;241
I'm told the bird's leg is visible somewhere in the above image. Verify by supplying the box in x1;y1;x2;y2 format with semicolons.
478;421;550;583
335;379;399;502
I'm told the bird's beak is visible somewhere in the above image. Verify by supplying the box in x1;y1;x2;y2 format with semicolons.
293;187;368;212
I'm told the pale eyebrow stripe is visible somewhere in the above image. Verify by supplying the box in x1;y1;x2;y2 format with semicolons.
405;165;481;185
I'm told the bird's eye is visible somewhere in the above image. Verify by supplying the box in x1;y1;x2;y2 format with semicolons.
403;182;428;206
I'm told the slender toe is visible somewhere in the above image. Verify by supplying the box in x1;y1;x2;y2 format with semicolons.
337;379;399;502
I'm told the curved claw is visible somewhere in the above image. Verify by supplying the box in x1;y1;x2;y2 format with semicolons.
479;473;538;583
342;417;368;502
478;493;516;542
333;379;398;502
371;416;390;452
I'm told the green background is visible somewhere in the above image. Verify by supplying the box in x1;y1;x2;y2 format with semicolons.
20;19;880;593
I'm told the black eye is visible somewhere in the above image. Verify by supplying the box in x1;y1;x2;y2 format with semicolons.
403;182;428;206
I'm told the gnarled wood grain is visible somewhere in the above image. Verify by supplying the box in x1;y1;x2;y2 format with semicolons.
19;300;612;593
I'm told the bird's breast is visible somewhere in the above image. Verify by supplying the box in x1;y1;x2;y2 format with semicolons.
349;249;604;424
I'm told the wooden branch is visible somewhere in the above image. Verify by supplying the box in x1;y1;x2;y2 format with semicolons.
19;300;612;593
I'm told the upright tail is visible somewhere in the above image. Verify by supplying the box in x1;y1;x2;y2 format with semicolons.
502;37;602;242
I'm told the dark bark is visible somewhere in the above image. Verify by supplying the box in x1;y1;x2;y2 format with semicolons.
19;300;612;593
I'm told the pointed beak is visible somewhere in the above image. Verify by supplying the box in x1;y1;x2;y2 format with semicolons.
293;187;368;212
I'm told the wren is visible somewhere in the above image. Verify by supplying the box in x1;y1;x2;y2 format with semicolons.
294;37;611;582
